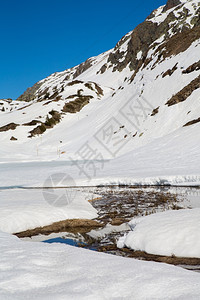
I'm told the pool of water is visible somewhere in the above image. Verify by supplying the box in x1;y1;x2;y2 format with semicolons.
43;236;98;251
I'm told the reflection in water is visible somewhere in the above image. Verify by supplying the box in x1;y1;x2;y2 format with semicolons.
41;185;200;250
20;186;200;271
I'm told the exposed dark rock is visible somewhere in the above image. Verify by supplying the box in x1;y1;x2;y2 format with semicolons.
72;58;93;79
62;95;93;113
49;109;61;121
154;26;200;64
28;110;61;137
94;82;104;96
100;3;200;81
66;94;78;100
162;63;178;77
84;82;104;96
42;101;52;106
97;64;107;74
49;90;59;99
182;60;200;74
10;136;17;141
166;75;200;106
162;0;181;12
64;74;70;81
85;82;94;91
191;8;200;27
0;123;19;132
17;82;42;102
29;124;46;137
67;80;84;86
23;120;42;126
183;117;200;127
151;107;159;116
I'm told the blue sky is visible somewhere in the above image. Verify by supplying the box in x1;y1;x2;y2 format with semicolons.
0;0;166;99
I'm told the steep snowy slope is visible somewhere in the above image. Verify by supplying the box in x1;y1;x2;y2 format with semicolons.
0;0;200;185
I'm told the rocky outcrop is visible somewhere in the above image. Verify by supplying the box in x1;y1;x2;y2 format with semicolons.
155;26;200;62
184;117;200;127
0;123;19;132
162;0;181;12
99;1;200;78
17;82;42;102
28;110;61;137
72;58;93;79
162;64;178;78
182;60;200;74
166;75;200;106
15;219;103;237
10;136;18;141
62;95;93;113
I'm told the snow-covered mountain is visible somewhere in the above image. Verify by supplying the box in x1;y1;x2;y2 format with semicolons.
0;0;200;185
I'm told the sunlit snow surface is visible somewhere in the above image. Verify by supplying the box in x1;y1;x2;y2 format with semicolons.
118;208;200;258
0;187;97;233
0;231;200;300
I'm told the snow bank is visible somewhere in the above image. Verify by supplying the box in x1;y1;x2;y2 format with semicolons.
0;189;97;233
0;231;200;300
118;208;200;258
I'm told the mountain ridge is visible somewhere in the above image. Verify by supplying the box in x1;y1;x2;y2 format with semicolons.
0;0;199;175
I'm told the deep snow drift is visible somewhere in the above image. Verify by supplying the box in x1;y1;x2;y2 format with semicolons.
118;208;200;258
0;188;97;234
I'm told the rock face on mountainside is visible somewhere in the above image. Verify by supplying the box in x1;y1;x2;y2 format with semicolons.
164;0;181;11
0;0;199;162
15;0;200;103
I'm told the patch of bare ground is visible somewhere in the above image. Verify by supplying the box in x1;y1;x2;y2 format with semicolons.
23;120;42;126
183;117;200;127
98;244;200;267
155;26;200;62
28;110;61;137
72;58;93;79
0;122;19;132
15;219;103;238
182;60;200;74
67;80;84;86
62;95;93;113
10;136;17;141
151;106;159;116
162;63;178;78
166;74;200;106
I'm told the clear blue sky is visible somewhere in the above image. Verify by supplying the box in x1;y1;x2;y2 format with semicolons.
0;0;166;99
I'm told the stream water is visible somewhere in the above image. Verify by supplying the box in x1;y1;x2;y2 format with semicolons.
21;185;200;271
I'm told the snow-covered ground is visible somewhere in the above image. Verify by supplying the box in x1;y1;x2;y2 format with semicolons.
118;208;200;258
0;231;200;300
0;188;97;234
1;121;200;188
